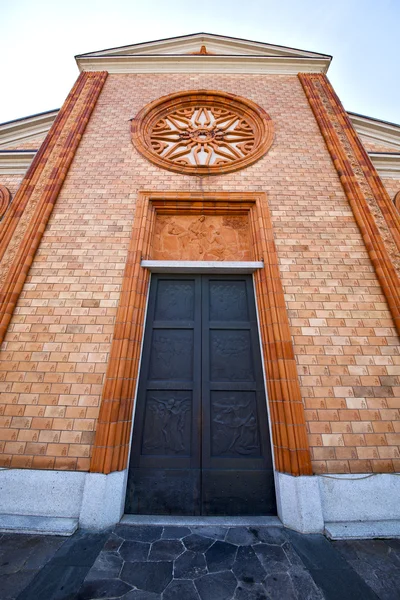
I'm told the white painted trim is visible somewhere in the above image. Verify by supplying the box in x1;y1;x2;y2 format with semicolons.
0;111;57;148
369;152;400;178
78;33;331;60
0;151;36;174
350;112;400;150
141;260;264;273
77;55;330;75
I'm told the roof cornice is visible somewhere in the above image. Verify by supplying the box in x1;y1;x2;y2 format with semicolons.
349;112;400;150
0;150;36;174
0;110;58;149
76;32;331;60
368;152;400;178
76;54;330;75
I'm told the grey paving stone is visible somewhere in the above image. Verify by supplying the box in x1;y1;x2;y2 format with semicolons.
52;531;109;567
163;579;200;600
249;527;287;546
281;542;307;568
287;531;379;600
308;567;379;600
148;540;184;561
253;544;290;573
234;582;269;600
288;565;324;600
333;540;400;600
22;537;65;571
232;546;266;584
387;539;400;554
174;550;207;579
205;540;237;572
190;526;228;540
1;570;38;600
103;533;124;552
226;527;260;547
0;535;46;575
263;572;296;600
119;541;151;562
115;525;163;543
18;564;89;600
183;534;214;553
352;539;400;570
76;577;133;599
122;591;160;600
195;571;237;600
85;551;123;580
161;526;191;539
120;561;173;593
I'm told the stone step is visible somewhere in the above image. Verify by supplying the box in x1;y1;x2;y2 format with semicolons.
0;514;78;536
325;520;400;540
120;514;282;527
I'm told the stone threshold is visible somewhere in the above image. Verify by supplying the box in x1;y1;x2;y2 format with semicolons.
0;514;78;536
325;520;400;540
121;514;282;527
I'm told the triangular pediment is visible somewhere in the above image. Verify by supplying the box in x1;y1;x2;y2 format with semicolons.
77;32;331;60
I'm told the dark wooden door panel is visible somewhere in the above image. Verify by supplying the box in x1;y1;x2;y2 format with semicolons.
201;276;275;515
126;274;276;516
125;275;201;514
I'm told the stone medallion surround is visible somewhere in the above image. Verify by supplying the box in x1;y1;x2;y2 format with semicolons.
131;91;274;175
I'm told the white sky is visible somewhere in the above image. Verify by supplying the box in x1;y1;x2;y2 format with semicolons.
0;0;399;125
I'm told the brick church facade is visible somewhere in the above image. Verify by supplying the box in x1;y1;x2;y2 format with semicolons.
0;33;399;536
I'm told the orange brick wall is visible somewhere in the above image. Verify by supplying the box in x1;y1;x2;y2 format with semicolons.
0;73;399;473
358;134;399;154
0;174;25;197
383;177;400;200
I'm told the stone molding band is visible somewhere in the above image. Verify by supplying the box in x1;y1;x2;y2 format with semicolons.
0;71;108;343
90;191;312;477
299;73;400;335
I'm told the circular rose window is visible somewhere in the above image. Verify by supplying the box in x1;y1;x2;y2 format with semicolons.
131;90;274;175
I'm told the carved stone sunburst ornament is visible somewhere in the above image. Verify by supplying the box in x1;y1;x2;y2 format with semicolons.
131;91;274;175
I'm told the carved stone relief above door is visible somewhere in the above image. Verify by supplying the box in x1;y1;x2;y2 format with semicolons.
152;214;251;261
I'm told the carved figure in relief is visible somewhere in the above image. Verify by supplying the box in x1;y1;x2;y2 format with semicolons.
154;215;250;261
212;397;259;456
151;332;191;380
145;396;190;454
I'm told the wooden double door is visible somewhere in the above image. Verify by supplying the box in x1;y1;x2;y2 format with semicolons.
125;274;276;516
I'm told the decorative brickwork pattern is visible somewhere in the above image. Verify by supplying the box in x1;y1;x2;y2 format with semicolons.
90;192;312;476
0;72;107;343
131;90;273;175
299;74;400;335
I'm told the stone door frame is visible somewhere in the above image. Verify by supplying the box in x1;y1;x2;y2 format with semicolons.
90;191;312;478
